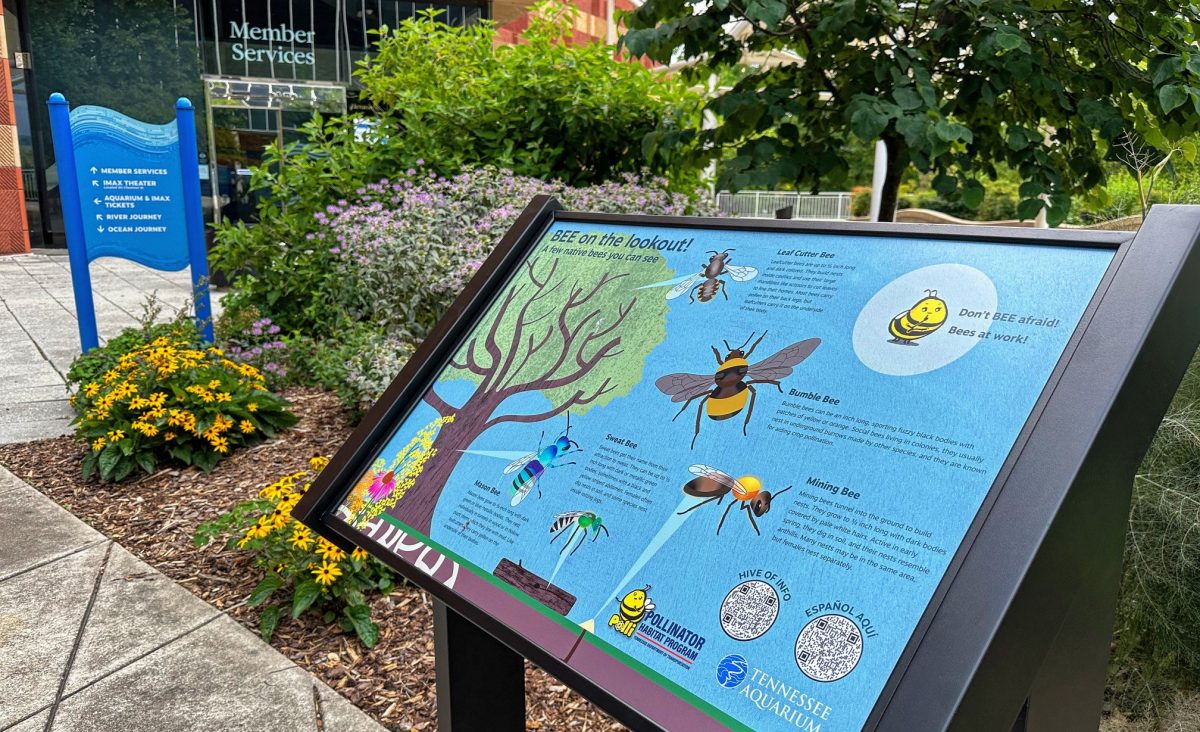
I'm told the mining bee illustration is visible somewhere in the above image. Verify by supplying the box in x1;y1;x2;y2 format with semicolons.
666;249;759;303
549;511;610;555
504;415;581;506
656;331;820;448
888;289;948;345
678;465;793;535
609;585;654;637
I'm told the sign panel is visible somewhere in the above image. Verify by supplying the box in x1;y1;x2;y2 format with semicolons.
70;106;189;269
307;210;1121;731
47;94;212;352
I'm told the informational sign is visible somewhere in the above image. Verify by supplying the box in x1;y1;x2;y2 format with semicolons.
48;94;212;351
296;201;1200;731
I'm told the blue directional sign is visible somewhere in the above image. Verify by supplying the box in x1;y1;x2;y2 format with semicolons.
47;94;212;352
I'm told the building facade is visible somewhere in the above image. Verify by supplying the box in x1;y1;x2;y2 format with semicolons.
3;0;498;251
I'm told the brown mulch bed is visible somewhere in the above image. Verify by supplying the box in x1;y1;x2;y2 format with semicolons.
0;387;623;732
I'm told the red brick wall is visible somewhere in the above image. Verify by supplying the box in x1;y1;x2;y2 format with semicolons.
0;11;29;254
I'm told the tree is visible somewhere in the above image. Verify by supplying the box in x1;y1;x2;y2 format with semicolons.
394;252;672;534
625;1;1200;224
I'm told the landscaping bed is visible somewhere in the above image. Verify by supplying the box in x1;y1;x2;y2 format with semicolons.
0;387;621;731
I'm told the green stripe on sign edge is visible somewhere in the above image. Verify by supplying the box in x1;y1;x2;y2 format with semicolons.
374;513;750;731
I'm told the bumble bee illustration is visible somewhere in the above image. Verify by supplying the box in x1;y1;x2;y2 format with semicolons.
888;290;947;345
609;585;654;637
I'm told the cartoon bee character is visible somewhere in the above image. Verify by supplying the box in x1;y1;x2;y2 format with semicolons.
888;290;948;345
609;585;654;637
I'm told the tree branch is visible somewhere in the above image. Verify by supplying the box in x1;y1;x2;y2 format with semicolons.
423;389;455;418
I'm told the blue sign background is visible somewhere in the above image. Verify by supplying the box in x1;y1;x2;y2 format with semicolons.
48;94;211;351
338;221;1115;731
70;106;190;269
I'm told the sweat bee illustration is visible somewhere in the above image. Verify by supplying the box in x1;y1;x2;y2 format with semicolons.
655;331;820;448
549;511;610;555
888;289;947;345
678;464;793;535
666;249;759;303
609;585;654;637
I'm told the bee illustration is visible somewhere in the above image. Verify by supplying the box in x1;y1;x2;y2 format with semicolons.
888;290;948;345
549;511;610;555
609;585;654;637
677;464;793;535
656;331;820;448
504;415;581;506
666;250;759;303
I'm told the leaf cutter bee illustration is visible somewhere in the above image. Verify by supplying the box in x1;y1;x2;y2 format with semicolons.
666;249;759;303
549;511;610;555
677;464;793;535
888;289;947;345
655;331;820;448
504;415;581;506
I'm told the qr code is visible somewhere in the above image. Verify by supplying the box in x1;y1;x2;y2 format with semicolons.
794;614;863;682
719;580;780;641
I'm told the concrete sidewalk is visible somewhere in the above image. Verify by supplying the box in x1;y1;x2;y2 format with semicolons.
0;465;384;732
0;252;219;444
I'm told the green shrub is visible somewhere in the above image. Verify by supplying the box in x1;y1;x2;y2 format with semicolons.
1110;351;1200;716
67;308;202;405
70;332;297;480
194;457;395;647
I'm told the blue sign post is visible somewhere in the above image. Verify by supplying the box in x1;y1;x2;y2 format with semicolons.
47;93;213;352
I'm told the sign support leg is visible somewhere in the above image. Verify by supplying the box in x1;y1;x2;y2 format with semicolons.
433;600;525;731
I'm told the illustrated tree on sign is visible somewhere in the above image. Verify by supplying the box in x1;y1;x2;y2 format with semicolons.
394;253;672;534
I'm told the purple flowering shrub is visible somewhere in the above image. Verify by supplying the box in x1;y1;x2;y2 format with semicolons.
317;165;716;338
216;307;290;388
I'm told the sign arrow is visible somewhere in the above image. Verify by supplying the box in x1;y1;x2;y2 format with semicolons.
93;198;101;205
96;226;104;233
95;214;103;221
91;180;99;187
89;166;97;174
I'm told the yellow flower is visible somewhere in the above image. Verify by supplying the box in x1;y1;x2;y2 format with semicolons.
236;533;253;549
83;383;100;398
92;437;106;451
208;379;221;390
201;392;215;403
309;456;330;472
312;561;342;586
246;402;259;413
239;420;255;434
210;437;229;454
316;538;346;562
290;525;314;550
163;432;176;441
216;392;232;403
351;548;369;561
107;429;125;441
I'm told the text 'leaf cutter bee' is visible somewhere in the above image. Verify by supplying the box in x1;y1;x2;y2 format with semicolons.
655;332;820;448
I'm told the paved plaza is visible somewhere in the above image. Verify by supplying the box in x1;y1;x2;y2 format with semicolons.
0;252;216;444
0;253;384;731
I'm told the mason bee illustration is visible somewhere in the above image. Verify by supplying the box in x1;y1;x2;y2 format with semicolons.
888;289;947;345
655;331;820;448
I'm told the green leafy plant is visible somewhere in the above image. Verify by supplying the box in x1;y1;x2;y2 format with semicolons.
194;457;395;647
70;333;297;481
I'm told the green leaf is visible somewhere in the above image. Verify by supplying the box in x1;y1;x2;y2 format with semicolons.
81;453;98;481
344;605;380;648
135;451;156;476
849;105;889;141
98;444;122;480
249;574;285;606
932;173;957;196
1159;84;1187;115
1017;197;1044;221
893;87;923;111
995;31;1024;52
259;605;280;642
961;181;985;210
1180;140;1198;164
292;580;322;619
1019;181;1044;198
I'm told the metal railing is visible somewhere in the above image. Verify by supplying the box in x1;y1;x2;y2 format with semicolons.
715;190;853;220
21;170;37;201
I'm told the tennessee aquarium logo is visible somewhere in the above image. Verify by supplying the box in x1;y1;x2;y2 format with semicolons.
716;654;749;688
